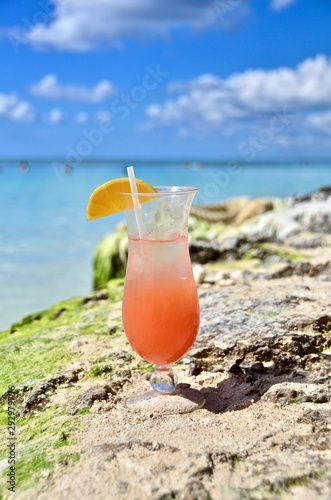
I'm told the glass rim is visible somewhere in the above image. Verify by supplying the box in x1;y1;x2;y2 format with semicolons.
116;186;198;196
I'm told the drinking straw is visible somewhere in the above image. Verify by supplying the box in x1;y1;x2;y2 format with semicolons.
127;166;146;238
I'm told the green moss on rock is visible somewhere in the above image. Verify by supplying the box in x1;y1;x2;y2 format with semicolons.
10;409;85;492
0;278;126;493
93;229;128;289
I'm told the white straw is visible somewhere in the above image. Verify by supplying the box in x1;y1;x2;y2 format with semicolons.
127;166;146;238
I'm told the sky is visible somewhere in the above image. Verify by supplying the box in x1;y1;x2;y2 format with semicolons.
0;0;331;161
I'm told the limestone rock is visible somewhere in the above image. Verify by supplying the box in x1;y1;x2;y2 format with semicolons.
215;270;244;286
190;197;273;227
2;252;331;498
193;264;206;285
190;197;249;224
289;185;331;203
234;198;273;226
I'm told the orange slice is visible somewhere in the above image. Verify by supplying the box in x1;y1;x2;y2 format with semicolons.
86;177;157;221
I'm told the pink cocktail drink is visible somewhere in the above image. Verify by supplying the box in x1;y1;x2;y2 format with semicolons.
120;185;201;397
122;234;200;366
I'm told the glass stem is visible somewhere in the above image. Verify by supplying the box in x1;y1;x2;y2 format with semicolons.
150;365;178;394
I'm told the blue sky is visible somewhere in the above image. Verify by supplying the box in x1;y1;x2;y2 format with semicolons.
0;0;331;160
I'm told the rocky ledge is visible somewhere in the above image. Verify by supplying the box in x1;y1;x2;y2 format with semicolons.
0;187;330;499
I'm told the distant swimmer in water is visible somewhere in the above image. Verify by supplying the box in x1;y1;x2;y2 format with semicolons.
183;161;203;170
64;164;73;174
193;162;203;170
19;161;30;173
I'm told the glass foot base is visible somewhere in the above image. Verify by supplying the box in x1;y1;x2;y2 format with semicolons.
125;384;205;415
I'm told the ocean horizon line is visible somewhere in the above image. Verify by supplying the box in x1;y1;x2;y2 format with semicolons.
1;157;331;166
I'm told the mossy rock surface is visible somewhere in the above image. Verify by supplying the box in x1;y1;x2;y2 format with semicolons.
1;270;330;498
93;229;128;289
0;278;142;494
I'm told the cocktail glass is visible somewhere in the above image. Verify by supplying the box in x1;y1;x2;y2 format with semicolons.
119;186;205;413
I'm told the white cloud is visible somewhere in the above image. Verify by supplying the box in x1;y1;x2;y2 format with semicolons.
145;54;331;131
44;108;66;124
3;0;301;52
14;0;233;51
30;74;117;102
95;111;111;123
0;93;36;122
270;0;297;11
306;109;331;134
75;112;89;123
0;93;17;115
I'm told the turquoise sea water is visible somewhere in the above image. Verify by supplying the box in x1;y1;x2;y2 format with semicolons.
0;160;330;331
